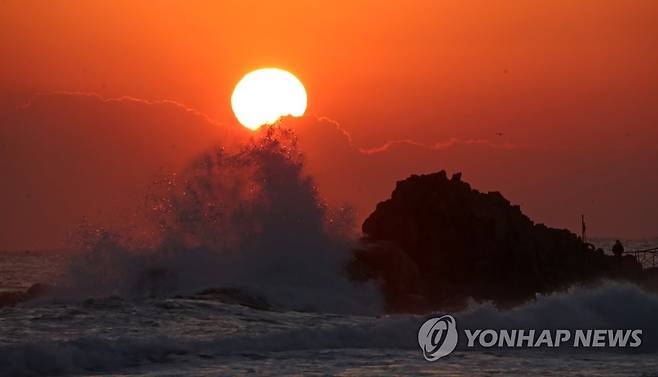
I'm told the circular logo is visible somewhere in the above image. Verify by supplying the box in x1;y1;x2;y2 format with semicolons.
418;314;458;361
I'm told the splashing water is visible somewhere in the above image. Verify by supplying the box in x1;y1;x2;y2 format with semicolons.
4;129;658;376
63;127;382;314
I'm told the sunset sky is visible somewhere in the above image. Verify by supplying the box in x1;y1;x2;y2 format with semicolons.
1;0;657;250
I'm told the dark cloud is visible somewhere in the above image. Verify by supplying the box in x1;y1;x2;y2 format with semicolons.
1;92;656;250
0;92;245;250
311;116;520;154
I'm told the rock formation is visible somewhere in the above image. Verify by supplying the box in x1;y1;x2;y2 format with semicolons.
0;283;52;308
348;171;642;313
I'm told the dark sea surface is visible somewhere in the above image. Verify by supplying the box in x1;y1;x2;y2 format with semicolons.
1;238;657;376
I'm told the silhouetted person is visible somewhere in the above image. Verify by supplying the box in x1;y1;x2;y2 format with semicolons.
612;240;624;259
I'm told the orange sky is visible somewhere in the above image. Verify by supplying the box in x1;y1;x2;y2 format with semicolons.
1;1;658;250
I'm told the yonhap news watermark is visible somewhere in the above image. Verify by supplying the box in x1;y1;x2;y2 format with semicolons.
418;314;643;361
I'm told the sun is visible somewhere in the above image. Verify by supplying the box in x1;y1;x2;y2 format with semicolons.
231;68;307;130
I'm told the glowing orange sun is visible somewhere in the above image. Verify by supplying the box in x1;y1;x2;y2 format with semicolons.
231;68;307;130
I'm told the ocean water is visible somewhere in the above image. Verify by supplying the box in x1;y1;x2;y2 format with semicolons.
0;251;67;293
2;139;656;376
1;249;658;376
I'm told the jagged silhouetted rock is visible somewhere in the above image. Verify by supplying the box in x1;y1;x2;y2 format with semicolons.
349;171;642;313
0;283;53;308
